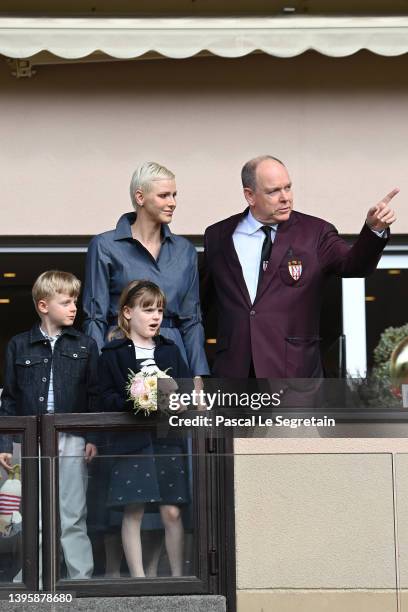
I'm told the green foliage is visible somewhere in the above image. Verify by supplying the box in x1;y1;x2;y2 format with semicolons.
350;324;408;408
372;324;408;384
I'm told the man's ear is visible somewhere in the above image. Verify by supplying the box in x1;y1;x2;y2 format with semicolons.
37;299;48;315
243;187;255;207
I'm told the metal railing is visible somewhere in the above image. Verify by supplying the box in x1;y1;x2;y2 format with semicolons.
0;414;235;605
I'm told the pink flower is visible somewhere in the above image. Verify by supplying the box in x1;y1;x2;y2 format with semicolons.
130;377;147;399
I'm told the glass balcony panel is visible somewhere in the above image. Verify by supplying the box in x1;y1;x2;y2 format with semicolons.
56;431;195;580
0;434;23;583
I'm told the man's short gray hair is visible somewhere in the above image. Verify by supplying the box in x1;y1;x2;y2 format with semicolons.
241;155;285;191
129;161;175;209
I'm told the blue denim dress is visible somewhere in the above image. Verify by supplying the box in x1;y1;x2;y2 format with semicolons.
83;212;209;376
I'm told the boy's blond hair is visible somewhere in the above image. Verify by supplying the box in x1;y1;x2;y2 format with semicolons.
32;270;81;313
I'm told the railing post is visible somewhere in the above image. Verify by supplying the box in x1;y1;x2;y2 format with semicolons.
40;415;58;591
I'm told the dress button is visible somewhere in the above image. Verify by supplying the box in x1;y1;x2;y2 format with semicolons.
42;377;47;383
25;359;31;365
73;353;78;358
250;310;256;316
44;358;48;363
39;396;44;402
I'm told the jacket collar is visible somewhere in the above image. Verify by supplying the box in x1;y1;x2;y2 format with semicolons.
29;323;80;344
114;212;175;243
102;334;174;351
220;208;250;238
221;207;297;238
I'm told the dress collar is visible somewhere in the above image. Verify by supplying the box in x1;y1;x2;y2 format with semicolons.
114;212;175;243
102;333;174;351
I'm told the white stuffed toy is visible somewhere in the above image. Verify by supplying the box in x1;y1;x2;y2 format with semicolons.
0;465;22;537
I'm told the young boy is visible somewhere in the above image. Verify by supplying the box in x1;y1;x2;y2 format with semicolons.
0;270;99;580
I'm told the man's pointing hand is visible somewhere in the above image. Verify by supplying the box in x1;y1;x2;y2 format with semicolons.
366;188;399;232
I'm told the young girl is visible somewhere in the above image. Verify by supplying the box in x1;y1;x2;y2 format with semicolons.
98;280;191;578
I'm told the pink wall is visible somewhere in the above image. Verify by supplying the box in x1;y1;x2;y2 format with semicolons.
0;51;407;236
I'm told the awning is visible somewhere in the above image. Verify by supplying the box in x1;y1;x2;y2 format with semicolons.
1;16;408;61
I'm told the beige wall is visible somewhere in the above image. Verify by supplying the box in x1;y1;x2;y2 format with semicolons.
234;440;408;611
1;47;408;609
0;50;407;236
237;590;399;612
235;453;396;589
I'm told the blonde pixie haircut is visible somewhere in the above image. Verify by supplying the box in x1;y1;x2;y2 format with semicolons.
32;270;81;313
129;161;175;209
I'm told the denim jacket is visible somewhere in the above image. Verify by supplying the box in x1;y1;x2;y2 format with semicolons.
1;324;99;452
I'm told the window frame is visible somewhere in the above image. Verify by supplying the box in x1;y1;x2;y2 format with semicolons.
0;416;39;592
40;412;236;609
343;250;408;377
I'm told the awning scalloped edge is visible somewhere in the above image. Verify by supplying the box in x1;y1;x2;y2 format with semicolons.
1;16;408;60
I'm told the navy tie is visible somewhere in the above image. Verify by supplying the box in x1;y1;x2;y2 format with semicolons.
258;225;273;288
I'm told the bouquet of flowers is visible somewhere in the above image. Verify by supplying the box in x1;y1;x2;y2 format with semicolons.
126;364;179;416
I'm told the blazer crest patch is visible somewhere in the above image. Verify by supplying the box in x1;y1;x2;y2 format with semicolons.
288;259;302;281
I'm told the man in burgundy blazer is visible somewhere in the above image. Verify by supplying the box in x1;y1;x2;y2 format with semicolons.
201;156;398;378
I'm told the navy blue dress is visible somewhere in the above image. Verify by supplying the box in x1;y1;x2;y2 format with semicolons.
98;335;191;510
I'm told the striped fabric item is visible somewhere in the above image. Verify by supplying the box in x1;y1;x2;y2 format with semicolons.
0;493;20;516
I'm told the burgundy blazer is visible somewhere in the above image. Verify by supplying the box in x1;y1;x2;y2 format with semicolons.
201;209;388;378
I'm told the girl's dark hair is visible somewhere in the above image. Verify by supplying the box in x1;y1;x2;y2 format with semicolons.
109;280;166;340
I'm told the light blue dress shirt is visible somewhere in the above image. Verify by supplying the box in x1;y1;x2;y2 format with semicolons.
232;210;278;304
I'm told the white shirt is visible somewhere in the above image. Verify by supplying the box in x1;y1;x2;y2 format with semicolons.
232;210;278;304
134;345;155;361
134;345;159;374
40;328;61;413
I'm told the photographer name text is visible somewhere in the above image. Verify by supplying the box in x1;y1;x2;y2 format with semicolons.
168;415;336;429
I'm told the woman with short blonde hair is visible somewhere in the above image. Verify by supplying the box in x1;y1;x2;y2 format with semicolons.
83;161;209;377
